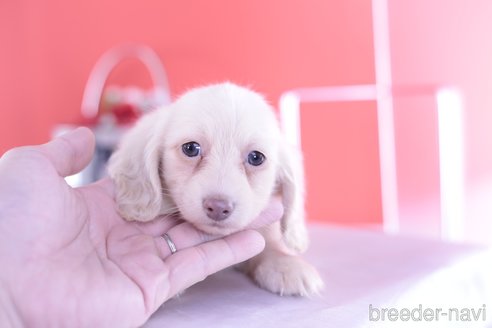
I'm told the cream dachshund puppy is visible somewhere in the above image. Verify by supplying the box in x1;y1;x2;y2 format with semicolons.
108;82;323;296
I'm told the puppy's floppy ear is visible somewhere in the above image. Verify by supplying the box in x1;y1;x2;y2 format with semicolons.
107;110;165;222
276;141;309;253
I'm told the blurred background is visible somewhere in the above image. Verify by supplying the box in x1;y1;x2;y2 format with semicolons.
1;0;491;245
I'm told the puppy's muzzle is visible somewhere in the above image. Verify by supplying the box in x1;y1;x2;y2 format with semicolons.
203;197;235;221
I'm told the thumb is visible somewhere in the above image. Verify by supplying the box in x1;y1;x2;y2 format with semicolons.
39;127;96;177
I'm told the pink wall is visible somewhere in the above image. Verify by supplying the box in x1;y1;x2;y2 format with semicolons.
0;0;381;225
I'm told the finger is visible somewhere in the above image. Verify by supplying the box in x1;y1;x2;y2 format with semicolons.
246;195;284;230
153;221;216;258
38;127;95;177
163;230;265;297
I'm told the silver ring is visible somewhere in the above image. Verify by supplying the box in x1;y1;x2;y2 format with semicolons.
162;233;177;254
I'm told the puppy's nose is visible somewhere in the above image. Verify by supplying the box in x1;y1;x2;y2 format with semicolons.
203;198;234;221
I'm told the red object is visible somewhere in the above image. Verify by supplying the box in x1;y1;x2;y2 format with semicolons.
111;103;140;125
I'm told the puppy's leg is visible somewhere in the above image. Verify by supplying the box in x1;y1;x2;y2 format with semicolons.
243;222;324;296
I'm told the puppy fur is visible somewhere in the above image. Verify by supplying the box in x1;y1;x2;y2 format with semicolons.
107;82;324;296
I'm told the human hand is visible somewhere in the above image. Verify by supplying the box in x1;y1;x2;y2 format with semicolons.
0;128;283;327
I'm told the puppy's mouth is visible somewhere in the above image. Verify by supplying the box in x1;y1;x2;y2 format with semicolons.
191;221;243;237
167;210;237;236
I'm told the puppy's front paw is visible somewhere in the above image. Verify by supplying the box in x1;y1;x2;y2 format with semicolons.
250;255;324;296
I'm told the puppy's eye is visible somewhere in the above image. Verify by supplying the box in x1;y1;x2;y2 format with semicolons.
182;142;201;157
247;151;265;166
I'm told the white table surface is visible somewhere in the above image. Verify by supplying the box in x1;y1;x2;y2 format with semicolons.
144;224;491;328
